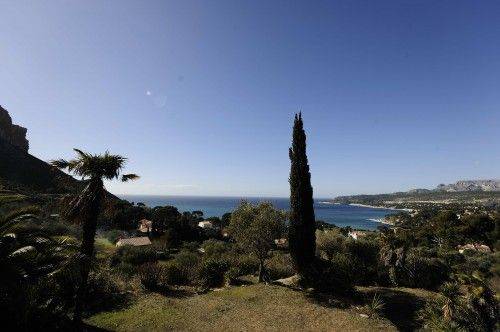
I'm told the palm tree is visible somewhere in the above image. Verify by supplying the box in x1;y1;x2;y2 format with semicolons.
51;149;138;325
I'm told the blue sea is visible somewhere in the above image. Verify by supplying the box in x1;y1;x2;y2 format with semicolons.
120;195;399;231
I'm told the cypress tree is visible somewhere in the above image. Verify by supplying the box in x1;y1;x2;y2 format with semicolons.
288;112;316;275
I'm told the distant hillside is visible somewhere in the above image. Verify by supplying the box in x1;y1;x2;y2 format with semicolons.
0;106;79;194
333;181;500;210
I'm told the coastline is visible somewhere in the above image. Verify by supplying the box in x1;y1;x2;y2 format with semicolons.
348;203;410;212
366;218;393;225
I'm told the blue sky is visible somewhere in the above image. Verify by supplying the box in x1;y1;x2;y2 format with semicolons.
1;0;499;197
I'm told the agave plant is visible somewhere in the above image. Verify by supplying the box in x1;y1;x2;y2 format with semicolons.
50;149;138;325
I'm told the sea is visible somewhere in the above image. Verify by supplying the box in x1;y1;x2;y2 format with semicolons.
120;195;400;231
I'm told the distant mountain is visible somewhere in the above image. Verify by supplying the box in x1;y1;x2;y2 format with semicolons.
436;180;499;192
0;105;79;194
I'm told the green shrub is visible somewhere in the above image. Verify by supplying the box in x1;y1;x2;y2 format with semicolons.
201;239;231;258
233;254;259;275
224;267;241;285
384;247;450;289
266;251;294;280
302;257;354;295
111;245;159;267
197;258;229;288
181;241;201;252
86;268;129;313
344;238;380;285
316;229;346;260
138;263;163;291
404;252;449;289
455;251;494;278
162;261;191;285
158;250;201;286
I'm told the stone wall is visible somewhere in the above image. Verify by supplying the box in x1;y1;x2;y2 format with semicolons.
0;105;29;152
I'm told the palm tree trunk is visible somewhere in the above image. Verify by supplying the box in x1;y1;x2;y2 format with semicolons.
72;179;104;327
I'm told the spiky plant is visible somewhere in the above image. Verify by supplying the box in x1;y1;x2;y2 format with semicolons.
50;149;138;325
0;206;78;329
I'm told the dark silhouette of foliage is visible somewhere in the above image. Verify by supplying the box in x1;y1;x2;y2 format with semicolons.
50;149;138;326
288;113;316;275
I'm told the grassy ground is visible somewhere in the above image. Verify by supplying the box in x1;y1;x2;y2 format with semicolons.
94;237;117;259
87;284;399;331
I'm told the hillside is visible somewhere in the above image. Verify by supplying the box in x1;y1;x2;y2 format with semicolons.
0;106;79;193
333;189;500;210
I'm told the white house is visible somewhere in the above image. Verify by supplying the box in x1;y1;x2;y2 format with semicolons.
348;231;367;240
198;221;213;229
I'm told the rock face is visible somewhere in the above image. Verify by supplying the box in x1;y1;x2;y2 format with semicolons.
437;180;500;192
0;105;29;152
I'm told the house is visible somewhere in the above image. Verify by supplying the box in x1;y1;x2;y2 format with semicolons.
348;231;367;240
116;237;152;247
138;219;153;233
198;221;213;229
457;243;491;254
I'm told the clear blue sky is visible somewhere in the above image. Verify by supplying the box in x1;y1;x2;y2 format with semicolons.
1;0;499;197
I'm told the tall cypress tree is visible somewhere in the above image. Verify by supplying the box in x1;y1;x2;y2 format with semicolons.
288;112;316;275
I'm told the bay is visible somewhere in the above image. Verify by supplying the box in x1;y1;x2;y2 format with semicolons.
120;195;399;231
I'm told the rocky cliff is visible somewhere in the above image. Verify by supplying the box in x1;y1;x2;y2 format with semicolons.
0;105;29;152
0;105;80;193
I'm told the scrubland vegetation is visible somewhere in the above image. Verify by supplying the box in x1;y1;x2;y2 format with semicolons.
1;114;498;331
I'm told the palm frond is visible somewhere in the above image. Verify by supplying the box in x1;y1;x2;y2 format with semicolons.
121;173;140;182
50;159;71;169
73;148;90;159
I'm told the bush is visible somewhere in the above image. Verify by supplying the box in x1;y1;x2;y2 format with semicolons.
266;252;294;280
158;250;201;286
197;258;229;288
86;268;129;313
138;263;164;291
384;247;450;290
388;248;449;290
201;239;231;258
316;229;346;260
233;253;259;275
344;238;380;285
301;257;354;295
224;267;241;286
162;261;191;285
455;251;494;278
111;245;159;267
